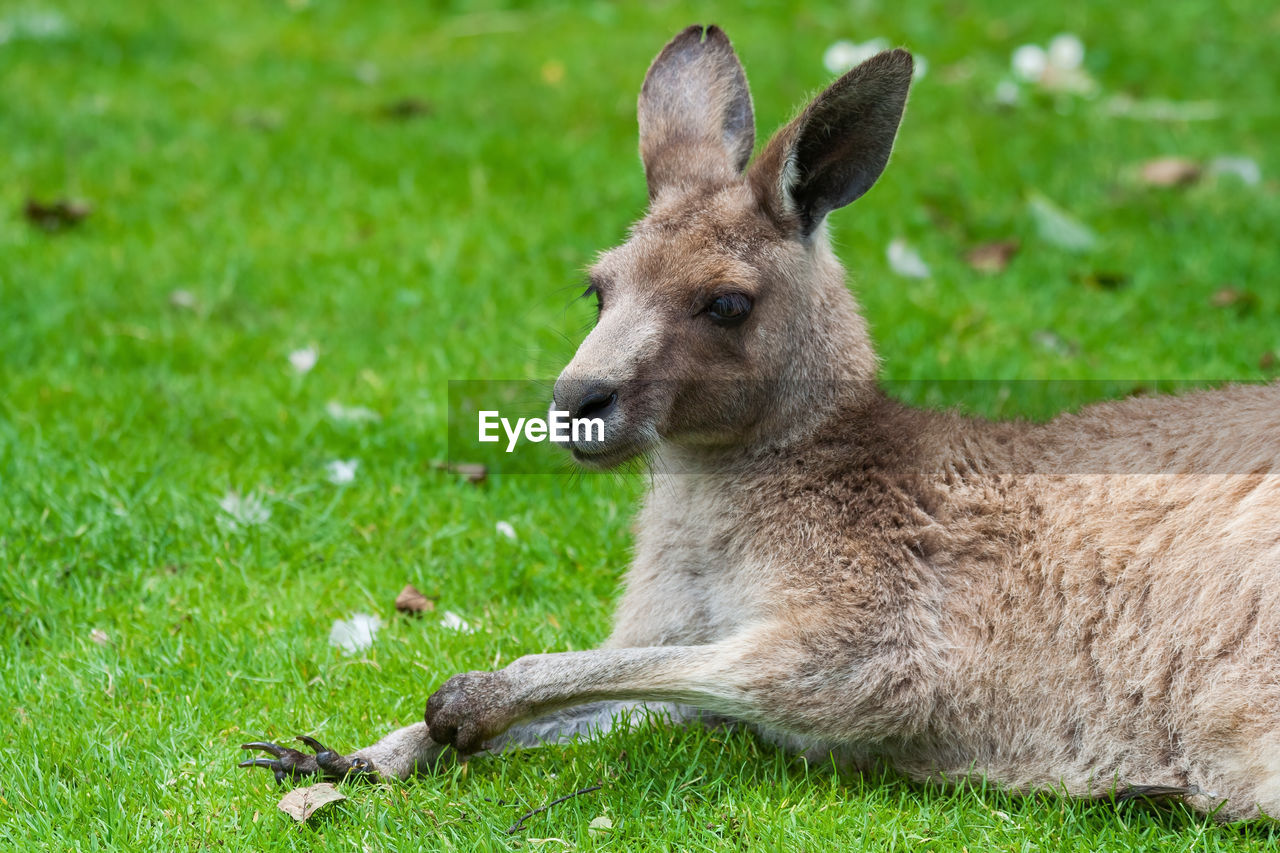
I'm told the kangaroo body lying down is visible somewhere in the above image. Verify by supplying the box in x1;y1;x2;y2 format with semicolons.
242;26;1280;821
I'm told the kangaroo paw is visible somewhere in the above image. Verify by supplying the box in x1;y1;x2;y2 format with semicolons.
239;736;379;785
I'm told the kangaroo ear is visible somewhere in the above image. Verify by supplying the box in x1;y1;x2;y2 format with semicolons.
750;49;913;236
638;24;755;199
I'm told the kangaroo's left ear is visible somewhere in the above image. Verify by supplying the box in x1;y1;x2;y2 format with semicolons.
750;49;913;236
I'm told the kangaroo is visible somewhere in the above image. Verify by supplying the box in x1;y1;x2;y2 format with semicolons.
241;25;1280;821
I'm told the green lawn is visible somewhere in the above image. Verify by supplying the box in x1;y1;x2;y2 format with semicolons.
2;0;1278;849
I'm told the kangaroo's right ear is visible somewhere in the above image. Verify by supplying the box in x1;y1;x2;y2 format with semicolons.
638;24;755;200
749;49;913;237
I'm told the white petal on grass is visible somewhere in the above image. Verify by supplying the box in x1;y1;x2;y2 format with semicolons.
886;239;931;279
325;401;382;423
1102;95;1222;122
1027;194;1098;252
994;79;1021;106
1011;44;1048;82
1047;33;1085;71
1209;156;1261;187
822;38;888;74
440;611;474;633
288;346;318;374
329;613;381;654
325;459;359;485
0;9;71;44
90;628;111;647
218;490;271;532
495;520;517;541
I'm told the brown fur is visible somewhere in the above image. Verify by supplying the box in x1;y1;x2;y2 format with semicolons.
242;26;1280;821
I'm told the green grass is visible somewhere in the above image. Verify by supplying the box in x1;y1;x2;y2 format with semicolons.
2;0;1278;849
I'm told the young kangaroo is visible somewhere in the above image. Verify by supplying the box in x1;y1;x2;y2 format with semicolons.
241;25;1280;821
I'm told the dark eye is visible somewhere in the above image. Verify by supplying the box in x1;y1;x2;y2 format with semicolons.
707;292;753;326
582;281;603;315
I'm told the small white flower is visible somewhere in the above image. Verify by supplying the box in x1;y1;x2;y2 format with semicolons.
440;611;474;633
495;520;517;541
1011;35;1095;95
822;38;889;74
886;239;931;279
325;401;381;423
217;490;272;532
1047;33;1085;71
288;346;318;374
329;613;381;654
325;459;359;485
1011;44;1048;82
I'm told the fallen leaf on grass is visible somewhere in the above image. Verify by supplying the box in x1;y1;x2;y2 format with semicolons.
1078;270;1129;291
326;402;382;424
218;490;272;532
440;611;474;633
277;783;346;823
288;347;318;374
886;239;931;279
1210;287;1258;314
1027;194;1097;252
90;628;111;647
395;584;435;615
329;613;381;654
168;290;199;311
24;197;91;232
1103;95;1222;122
379;97;433;120
1033;330;1079;357
588;815;613;836
433;461;488;484
964;240;1019;274
1208;156;1262;187
1139;157;1202;187
325;459;359;485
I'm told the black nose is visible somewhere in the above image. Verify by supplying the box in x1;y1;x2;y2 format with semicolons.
573;388;617;421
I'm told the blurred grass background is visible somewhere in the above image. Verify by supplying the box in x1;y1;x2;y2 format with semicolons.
0;0;1277;849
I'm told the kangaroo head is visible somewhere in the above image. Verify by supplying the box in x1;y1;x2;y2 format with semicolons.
553;25;913;468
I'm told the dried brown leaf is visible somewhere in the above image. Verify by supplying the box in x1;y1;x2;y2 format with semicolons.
1210;287;1258;314
277;782;346;823
395;584;435;615
1139;157;1202;187
379;97;433;120
433;461;487;484
1078;270;1129;291
24;197;92;232
964;240;1020;274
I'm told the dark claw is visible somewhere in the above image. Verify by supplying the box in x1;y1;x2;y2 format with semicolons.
295;735;331;754
239;737;380;784
241;741;288;757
